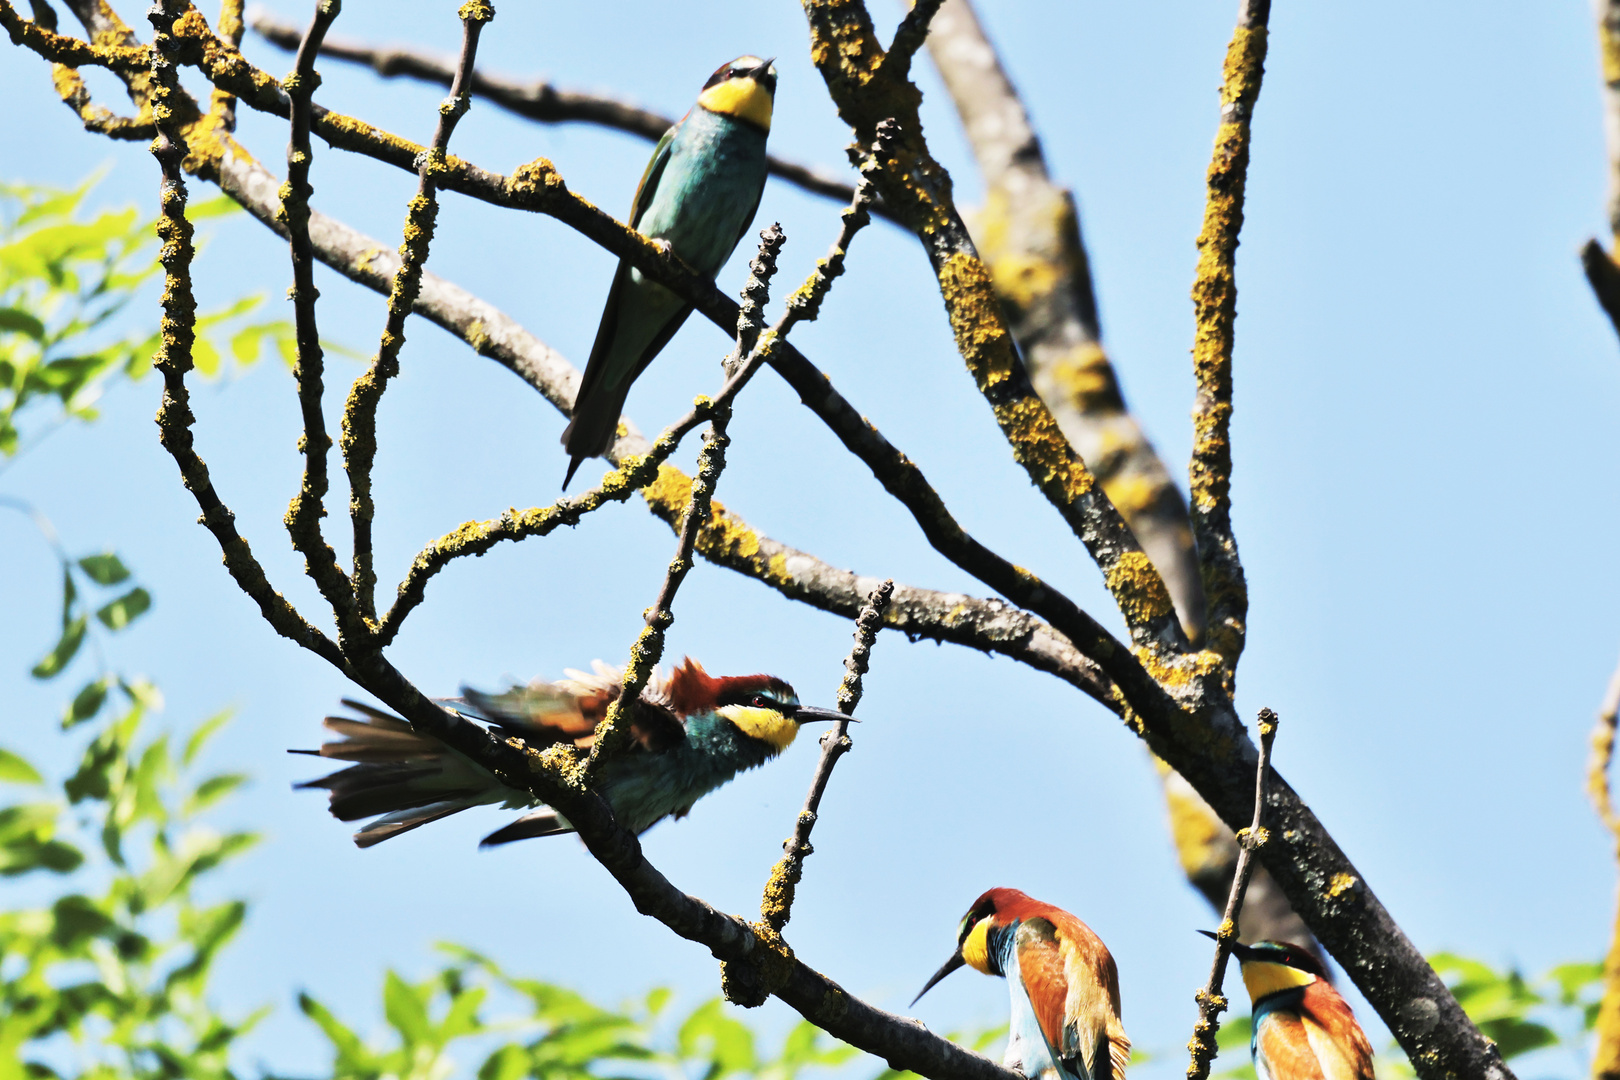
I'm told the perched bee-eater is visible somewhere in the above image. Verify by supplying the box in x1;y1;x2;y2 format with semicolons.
913;888;1130;1080
1201;934;1374;1080
294;658;842;848
561;55;778;486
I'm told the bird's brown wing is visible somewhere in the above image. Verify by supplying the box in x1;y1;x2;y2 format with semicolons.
1257;1010;1328;1080
1301;984;1374;1080
1012;919;1078;1076
462;665;686;754
1053;914;1130;1080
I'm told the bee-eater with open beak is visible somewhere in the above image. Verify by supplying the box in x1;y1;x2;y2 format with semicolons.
913;888;1130;1080
293;658;842;848
1200;934;1374;1080
561;55;777;486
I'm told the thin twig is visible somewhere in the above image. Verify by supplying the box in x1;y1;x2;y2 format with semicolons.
1187;0;1269;665
760;579;893;935
1186;707;1277;1080
280;0;360;643
245;4;901;225
340;0;491;627
584;227;786;775
211;0;247;129
142;0;346;672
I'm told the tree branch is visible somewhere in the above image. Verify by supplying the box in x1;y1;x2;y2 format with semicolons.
340;0;491;627
756;579;892;937
923;0;1205;640
243;4;903;225
280;0;360;645
795;1;1186;656
1187;0;1267;666
141;0;347;673
1185;708;1275;1080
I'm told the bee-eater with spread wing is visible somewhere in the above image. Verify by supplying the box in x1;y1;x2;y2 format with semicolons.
293;659;842;848
913;888;1130;1080
1200;934;1374;1080
561;55;777;486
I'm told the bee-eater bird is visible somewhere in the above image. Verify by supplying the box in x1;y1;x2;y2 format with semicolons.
913;888;1130;1080
293;658;842;848
1200;934;1374;1080
560;55;777;486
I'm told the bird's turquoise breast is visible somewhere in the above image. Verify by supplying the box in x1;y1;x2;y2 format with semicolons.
596;711;777;833
636;108;769;278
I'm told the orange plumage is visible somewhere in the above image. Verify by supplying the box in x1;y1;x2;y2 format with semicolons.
914;888;1129;1080
1224;939;1374;1080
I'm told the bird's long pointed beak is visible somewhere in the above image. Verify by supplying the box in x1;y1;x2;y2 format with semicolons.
748;56;776;80
910;950;965;1007
794;706;853;724
1198;929;1254;960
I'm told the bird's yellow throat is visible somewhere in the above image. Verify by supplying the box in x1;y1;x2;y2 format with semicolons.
698;77;773;131
961;918;992;974
718;705;798;753
1240;960;1316;1003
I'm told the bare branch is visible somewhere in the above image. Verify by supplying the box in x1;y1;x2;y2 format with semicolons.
245;4;900;224
281;0;361;644
924;0;1205;639
798;7;1187;656
142;0;346;673
1185;708;1276;1080
1187;0;1268;665
341;0;491;627
756;579;892;938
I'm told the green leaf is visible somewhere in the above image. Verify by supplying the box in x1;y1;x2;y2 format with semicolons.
31;614;86;678
0;307;46;339
0;748;43;785
187;194;241;220
62;675;112;729
184;773;248;815
1546;960;1604;1005
678;999;757;1077
76;552;130;585
183;708;234;766
383;970;433;1046
95;586;150;630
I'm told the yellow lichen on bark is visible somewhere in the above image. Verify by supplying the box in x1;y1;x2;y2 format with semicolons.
1104;550;1175;629
937;252;1017;390
992;396;1095;504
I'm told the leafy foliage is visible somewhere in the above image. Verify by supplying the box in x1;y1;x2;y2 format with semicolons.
0;174;294;458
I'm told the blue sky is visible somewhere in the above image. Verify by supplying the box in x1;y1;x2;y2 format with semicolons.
1;1;1616;1077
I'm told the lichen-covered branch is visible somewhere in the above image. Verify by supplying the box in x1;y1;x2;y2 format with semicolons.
757;579;891;936
11;17;1512;1073
1185;708;1275;1080
280;0;360;644
1187;0;1267;666
923;0;1204;640
142;0;346;673
585;228;785;774
340;0;491;627
1590;653;1620;1080
795;1;1185;656
244;5;901;224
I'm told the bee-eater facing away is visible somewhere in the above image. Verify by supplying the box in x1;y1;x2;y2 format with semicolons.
293;659;842;848
1200;934;1374;1080
560;55;777;486
913;888;1130;1080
